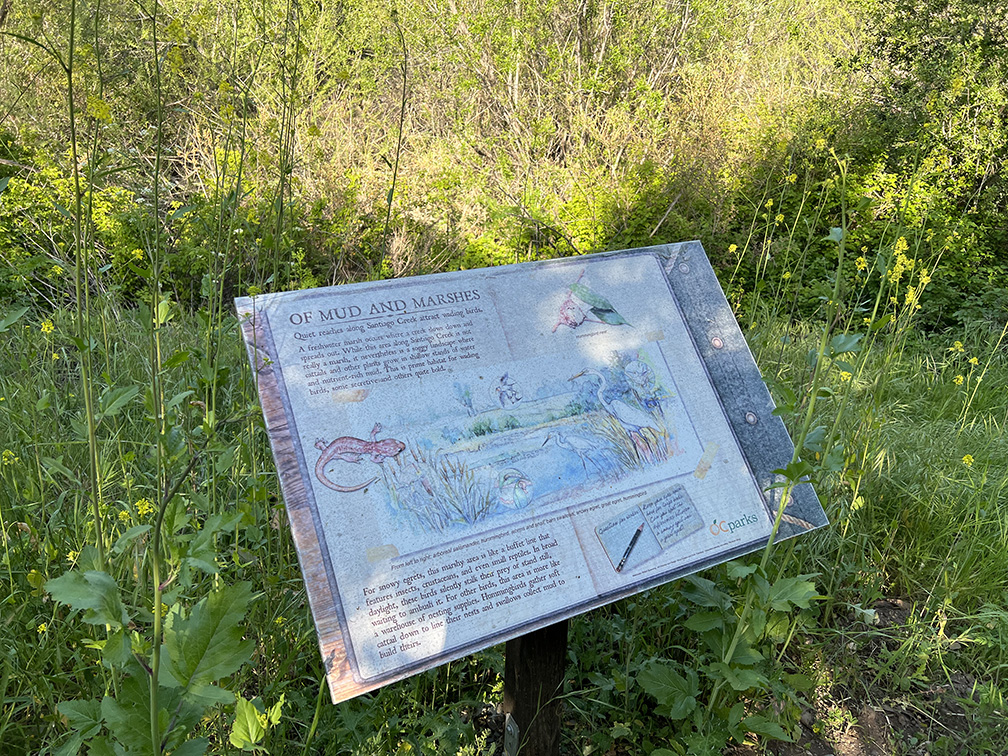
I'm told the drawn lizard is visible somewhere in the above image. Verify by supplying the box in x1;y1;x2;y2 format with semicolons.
314;423;406;493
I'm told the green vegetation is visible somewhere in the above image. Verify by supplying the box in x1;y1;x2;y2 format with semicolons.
0;0;1005;753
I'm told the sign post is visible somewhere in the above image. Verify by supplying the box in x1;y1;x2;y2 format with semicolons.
236;241;826;737
502;619;568;756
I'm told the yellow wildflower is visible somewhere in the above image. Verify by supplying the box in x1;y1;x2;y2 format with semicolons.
49;265;64;278
2;449;17;465
840;371;852;382
728;243;738;254
782;271;792;280
775;213;784;225
135;498;156;518
37;623;47;634
118;510;130;523
950;341;964;353
962;454;974;468
52;352;60;361
905;286;921;310
765;198;774;209
968;356;978;366
41;319;54;334
856;256;867;271
787;173;797;184
66;550;79;564
953;375;964;385
815;138;826;151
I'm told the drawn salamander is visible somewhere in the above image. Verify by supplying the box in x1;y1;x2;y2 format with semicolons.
314;423;405;493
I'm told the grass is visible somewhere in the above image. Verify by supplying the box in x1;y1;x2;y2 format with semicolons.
2;224;1007;756
0;0;1006;753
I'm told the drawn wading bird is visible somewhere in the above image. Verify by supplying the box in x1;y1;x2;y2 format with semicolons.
569;369;660;439
541;431;609;477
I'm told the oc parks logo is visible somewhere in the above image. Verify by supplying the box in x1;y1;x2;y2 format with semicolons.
709;512;760;536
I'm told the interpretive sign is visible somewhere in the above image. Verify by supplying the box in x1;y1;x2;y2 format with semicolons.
236;241;826;703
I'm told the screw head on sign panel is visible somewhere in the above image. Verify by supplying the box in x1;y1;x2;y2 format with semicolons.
678;262;690;274
711;336;724;349
745;412;758;425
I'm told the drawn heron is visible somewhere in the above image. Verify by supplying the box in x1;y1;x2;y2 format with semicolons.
569;369;659;437
541;430;610;477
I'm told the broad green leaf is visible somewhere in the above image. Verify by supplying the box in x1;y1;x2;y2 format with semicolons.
41;455;79;484
782;672;817;692
162;349;191;370
97;385;139;420
111;525;152;556
773;460;814;483
100;628;133;668
822;443;846;472
265;693;284;726
637;661;698;720
826;226;844;243
767;576;819;611
173;737;209;756
0;306;29;333
46;570;129;628
0;175;10;195
726;561;759;581
802;425;827;453
57;699;103;739
163;582;255;705
869;313;893;333
84;736;116;756
707;662;768;692
680;576;731;610
610;722;631;740
742;713;793;742
53;732;85;756
830;332;863;356
684;611;724;633
102;666;202;753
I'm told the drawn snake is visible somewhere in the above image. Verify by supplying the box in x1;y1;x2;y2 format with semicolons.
314;423;405;493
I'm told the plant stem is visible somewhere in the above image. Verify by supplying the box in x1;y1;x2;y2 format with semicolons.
379;9;408;276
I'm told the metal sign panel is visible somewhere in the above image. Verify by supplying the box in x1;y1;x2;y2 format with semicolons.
236;241;826;703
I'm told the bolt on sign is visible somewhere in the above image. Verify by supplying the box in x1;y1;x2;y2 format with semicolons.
236;241;827;703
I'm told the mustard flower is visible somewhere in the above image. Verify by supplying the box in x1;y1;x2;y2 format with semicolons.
135;498;156;518
962;454;974;468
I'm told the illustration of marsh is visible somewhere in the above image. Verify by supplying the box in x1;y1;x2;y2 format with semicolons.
381;446;532;534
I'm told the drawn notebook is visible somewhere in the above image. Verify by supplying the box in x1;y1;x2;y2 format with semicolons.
596;484;705;573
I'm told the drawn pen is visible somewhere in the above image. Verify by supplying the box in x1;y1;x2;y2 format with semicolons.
616;522;645;572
